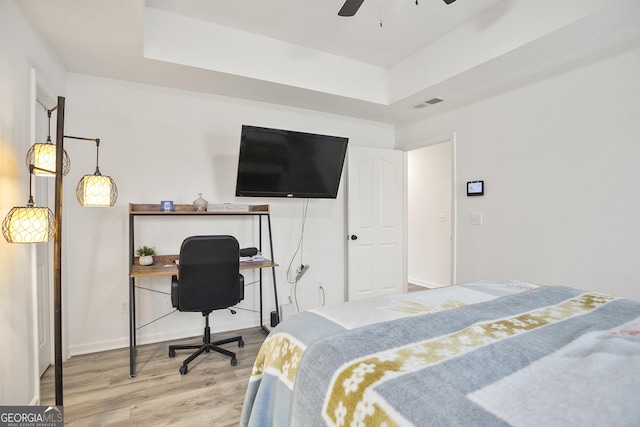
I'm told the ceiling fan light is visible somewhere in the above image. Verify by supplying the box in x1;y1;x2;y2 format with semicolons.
76;174;118;206
2;205;55;243
25;142;71;176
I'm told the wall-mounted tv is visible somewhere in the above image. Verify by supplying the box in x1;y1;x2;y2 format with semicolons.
235;125;349;199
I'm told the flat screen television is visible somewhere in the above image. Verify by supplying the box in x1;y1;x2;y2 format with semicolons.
235;125;349;199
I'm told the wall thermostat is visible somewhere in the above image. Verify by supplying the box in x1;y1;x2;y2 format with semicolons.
467;181;484;196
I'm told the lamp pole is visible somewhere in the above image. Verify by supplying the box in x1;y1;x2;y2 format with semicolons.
53;96;65;406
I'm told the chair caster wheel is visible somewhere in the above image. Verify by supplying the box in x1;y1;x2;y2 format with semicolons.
239;340;245;348
231;357;237;366
179;365;188;375
169;349;176;358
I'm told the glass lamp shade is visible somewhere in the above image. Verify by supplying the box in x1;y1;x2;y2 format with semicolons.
2;206;55;243
76;174;118;206
25;142;71;176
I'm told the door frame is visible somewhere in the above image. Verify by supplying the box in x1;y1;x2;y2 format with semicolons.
31;70;58;398
34;95;54;377
402;132;457;286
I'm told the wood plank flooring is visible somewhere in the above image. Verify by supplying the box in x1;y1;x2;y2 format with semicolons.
40;327;266;426
41;287;426;425
408;282;429;292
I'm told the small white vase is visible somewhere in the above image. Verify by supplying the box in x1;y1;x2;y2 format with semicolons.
139;255;154;266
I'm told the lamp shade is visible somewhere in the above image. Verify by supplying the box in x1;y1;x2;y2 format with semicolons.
2;206;55;243
25;142;71;176
76;174;118;206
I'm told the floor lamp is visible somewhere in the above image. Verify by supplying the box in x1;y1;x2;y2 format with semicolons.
2;96;117;406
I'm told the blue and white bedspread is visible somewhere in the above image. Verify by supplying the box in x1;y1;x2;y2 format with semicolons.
240;280;640;426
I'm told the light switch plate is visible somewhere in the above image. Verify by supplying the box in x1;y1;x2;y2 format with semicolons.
471;213;483;225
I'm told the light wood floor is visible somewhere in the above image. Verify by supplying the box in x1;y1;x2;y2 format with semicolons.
408;282;429;292
41;287;425;425
40;326;266;426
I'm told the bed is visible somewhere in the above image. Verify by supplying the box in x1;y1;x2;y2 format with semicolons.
240;279;640;426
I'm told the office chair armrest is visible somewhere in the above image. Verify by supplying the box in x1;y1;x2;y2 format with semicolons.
239;274;244;301
171;275;179;308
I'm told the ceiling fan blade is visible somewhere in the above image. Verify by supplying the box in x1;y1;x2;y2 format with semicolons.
338;0;365;16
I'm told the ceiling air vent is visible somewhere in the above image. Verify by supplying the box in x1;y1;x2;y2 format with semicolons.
412;97;444;109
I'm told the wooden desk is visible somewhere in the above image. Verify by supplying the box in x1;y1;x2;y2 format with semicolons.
128;203;279;378
130;255;278;277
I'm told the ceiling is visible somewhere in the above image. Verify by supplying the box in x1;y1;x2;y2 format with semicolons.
144;0;503;69
16;0;640;125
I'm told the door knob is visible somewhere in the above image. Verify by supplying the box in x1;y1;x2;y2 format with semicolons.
350;235;358;240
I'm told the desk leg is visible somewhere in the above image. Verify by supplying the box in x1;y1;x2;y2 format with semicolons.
129;277;137;378
259;268;269;334
267;214;280;325
270;266;279;326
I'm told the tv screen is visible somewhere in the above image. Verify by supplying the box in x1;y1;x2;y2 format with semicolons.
235;125;349;199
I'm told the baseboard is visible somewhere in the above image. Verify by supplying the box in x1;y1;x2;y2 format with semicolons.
69;319;257;356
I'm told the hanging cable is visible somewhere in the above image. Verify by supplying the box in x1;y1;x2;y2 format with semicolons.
286;199;309;284
293;281;301;313
286;199;310;312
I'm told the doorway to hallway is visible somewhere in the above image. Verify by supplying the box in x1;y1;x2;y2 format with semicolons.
407;139;453;288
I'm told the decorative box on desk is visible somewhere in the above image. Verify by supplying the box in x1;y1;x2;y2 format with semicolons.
127;202;279;378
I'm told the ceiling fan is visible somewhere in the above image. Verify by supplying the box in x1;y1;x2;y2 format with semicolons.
338;0;456;17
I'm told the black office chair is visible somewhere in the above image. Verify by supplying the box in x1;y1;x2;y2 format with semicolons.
168;235;245;375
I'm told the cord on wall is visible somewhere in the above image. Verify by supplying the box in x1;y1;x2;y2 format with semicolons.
286;199;309;285
293;281;300;312
318;285;325;306
285;199;310;313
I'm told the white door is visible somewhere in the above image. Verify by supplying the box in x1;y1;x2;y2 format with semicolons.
347;146;404;301
35;102;52;376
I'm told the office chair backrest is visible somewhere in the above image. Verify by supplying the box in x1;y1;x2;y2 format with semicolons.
176;235;243;312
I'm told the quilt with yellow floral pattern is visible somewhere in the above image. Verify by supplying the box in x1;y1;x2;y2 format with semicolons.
240;279;540;426
242;282;640;426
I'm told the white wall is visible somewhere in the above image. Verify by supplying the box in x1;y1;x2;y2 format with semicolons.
407;142;451;288
397;40;640;301
0;1;67;405
62;74;394;354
